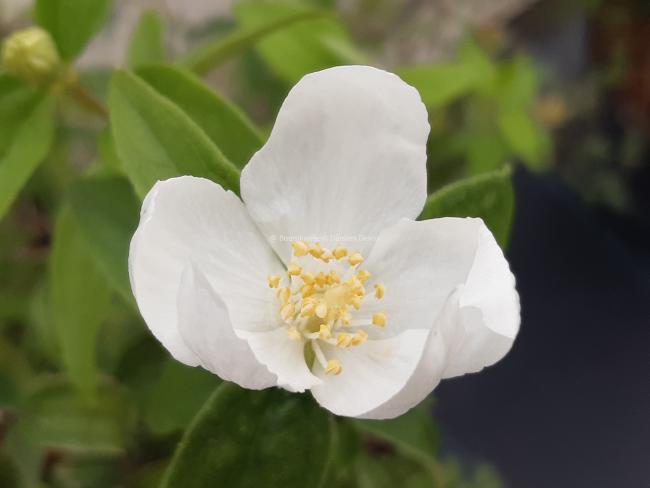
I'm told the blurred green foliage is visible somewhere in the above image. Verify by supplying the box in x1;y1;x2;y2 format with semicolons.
0;0;558;486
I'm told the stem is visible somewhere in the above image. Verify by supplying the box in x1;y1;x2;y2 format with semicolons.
65;74;108;120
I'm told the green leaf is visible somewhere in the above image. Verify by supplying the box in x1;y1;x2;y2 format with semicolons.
127;11;165;68
180;6;331;75
398;63;480;108
36;0;111;60
465;128;509;176
108;70;240;199
49;207;111;395
144;359;218;436
355;451;436;488
0;336;32;408
497;108;549;169
162;383;335;487
0;77;55;220
137;65;263;168
16;376;136;455
353;404;438;459
68;176;139;305
235;1;364;84
419;167;515;247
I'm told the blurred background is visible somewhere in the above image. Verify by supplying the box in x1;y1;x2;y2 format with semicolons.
0;0;648;487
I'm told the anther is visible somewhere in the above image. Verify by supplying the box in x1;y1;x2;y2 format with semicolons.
372;312;386;327
287;263;301;276
357;269;371;283
301;272;315;285
292;241;309;256
348;252;364;266
325;359;342;375
277;287;290;303
267;275;281;288
333;246;348;260
280;303;296;322
374;283;385;299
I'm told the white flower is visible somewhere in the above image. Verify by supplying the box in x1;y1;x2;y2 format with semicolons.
129;65;520;419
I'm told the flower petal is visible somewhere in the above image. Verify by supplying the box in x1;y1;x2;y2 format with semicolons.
362;217;483;337
241;65;430;262
363;217;519;373
177;264;277;390
357;300;455;420
310;329;431;418
441;223;520;378
129;176;284;365
236;329;321;393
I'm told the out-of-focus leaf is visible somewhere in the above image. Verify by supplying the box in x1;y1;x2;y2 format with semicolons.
458;38;497;94
355;451;436;488
96;127;125;175
127;11;165;68
137;65;263;168
0;76;55;220
0;337;32;408
144;360;218;436
109;70;240;199
399;64;480;108
465;128;509;176
15;376;136;455
495;55;538;111
235;1;364;84
35;0;111;60
399;38;495;108
419;166;515;247
161;383;335;487
181;6;330;75
353;404;438;459
69;176;139;305
497;109;550;169
50;207;111;396
0;453;20;488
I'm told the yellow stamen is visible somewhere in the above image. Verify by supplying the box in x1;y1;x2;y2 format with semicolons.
350;330;368;346
348;252;364;266
333;246;348;259
336;333;352;348
287;327;301;341
267;275;281;288
325;359;342;375
374;283;385;299
277;287;290;303
328;270;341;284
287;263;301;276
315;272;328;287
309;243;324;258
301;284;316;299
280;303;296;322
357;269;371;283
315;302;328;319
301;273;315;285
319;324;331;340
320;250;334;262
300;302;316;317
340;310;351;325
372;312;386;327
292;241;309;256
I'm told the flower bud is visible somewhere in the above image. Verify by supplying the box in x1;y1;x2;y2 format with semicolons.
1;27;60;85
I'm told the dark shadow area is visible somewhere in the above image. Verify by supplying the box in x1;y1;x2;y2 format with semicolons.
436;167;650;488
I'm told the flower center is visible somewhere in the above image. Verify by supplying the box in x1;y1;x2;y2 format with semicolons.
267;241;387;376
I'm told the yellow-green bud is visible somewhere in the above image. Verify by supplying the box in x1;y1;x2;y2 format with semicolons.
1;27;60;85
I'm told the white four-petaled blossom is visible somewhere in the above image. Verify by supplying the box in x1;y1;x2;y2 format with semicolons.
129;65;520;419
